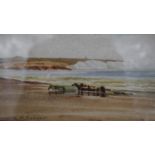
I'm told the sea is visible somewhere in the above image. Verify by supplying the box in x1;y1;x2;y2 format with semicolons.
0;69;155;95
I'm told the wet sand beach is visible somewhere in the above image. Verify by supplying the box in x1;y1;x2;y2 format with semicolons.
0;78;155;121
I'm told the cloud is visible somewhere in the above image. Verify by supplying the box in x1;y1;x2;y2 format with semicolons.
112;34;155;70
29;34;122;60
0;34;54;58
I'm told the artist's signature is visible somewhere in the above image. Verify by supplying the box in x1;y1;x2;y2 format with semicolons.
16;116;46;121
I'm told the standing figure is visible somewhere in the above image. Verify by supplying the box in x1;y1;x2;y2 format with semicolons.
100;86;106;97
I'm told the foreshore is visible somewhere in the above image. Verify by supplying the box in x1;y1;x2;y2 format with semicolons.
0;78;155;121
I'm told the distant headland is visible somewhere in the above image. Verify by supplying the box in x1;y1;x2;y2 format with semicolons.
0;56;124;71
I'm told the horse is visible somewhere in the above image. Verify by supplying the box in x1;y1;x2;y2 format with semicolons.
48;84;66;96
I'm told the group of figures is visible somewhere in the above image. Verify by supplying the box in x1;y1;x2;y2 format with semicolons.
48;83;106;97
72;83;106;97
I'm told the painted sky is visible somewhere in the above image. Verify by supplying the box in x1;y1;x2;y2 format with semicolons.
0;34;154;70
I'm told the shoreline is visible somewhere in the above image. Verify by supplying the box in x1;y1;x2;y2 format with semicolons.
0;77;155;121
0;77;154;97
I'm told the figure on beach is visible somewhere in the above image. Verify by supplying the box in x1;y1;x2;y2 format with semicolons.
100;86;106;97
72;83;106;97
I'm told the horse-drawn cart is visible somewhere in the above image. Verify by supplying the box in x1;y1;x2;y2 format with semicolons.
48;83;106;97
72;83;106;97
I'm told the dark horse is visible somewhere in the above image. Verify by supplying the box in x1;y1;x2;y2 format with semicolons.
72;83;106;97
